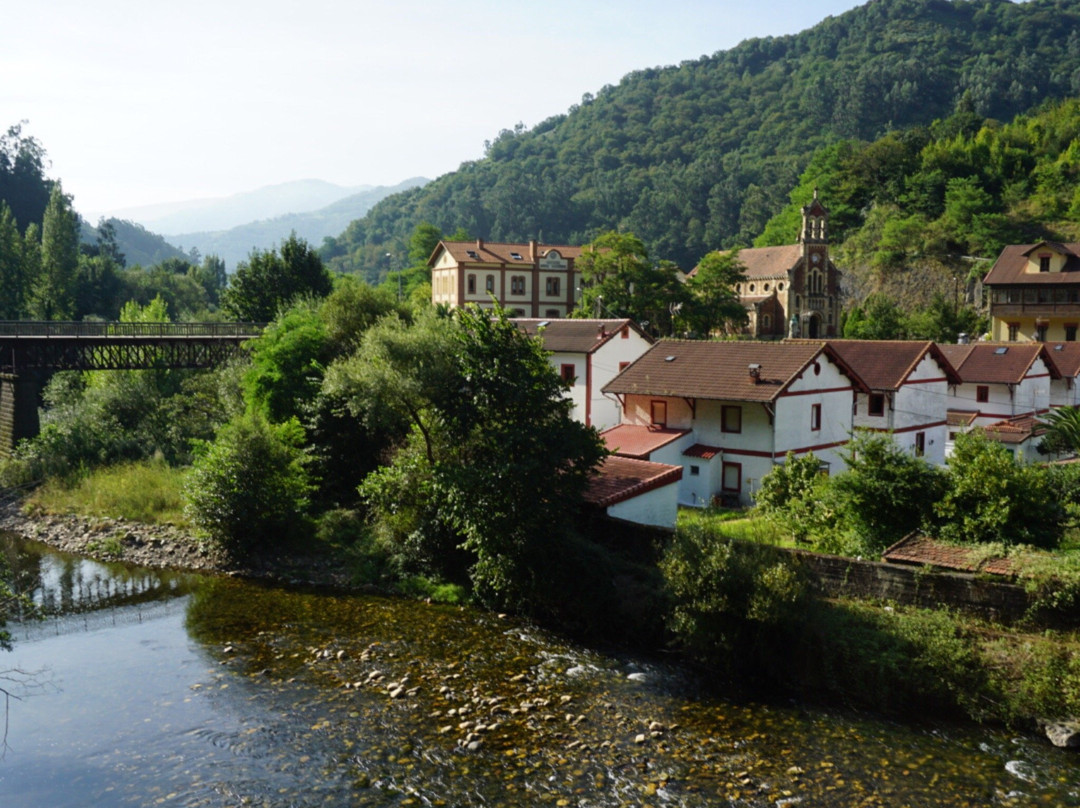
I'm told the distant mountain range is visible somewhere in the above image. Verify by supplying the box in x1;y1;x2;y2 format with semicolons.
166;177;428;269
106;179;378;235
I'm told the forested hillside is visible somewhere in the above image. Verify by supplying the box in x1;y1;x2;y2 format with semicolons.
323;0;1080;282
754;98;1080;307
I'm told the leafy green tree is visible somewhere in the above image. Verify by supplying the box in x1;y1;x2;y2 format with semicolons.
755;451;836;546
222;233;332;322
184;414;313;555
843;294;909;340
0;122;52;233
574;231;685;336
242;302;329;424
832;432;946;552
934;430;1064;548
0;202;24;318
686;248;748;335
31;185;79;320
191;254;227;306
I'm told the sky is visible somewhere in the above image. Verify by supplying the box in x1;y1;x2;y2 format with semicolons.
6;0;867;219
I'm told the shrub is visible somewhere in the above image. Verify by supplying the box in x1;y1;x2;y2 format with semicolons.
184;414;313;556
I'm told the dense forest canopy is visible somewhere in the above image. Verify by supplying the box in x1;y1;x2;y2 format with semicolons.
322;0;1080;282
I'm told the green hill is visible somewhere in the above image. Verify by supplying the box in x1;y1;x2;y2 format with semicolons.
324;0;1080;282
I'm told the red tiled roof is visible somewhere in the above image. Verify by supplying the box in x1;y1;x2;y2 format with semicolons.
983;242;1080;285
584;455;683;508
809;340;960;389
683;443;722;459
599;424;689;459
883;534;1015;576
432;240;585;266
936;342;1059;384
602;340;865;402
984;413;1044;445
510;318;649;354
947;409;979;427
688;244;805;281
1045;342;1080;377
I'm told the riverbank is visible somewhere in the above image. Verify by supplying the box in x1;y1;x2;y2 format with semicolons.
0;499;354;590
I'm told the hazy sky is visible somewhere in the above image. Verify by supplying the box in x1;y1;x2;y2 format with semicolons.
7;0;866;218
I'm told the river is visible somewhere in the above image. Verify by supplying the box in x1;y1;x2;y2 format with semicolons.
0;534;1077;807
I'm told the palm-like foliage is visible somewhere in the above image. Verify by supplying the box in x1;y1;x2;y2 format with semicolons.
1038;406;1080;456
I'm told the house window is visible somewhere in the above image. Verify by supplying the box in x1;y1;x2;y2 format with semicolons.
650;400;667;427
485;275;495;293
810;403;822;431
976;385;989;403
868;393;885;417
510;275;525;295
762;314;772;329
1008;323;1020;341
560;364;576;385
721;405;742;433
545;309;560;318
1040;255;1051;272
1067;324;1078;342
1036;323;1048;342
546;277;561;296
722;462;741;492
914;431;926;457
621;327;629;339
467;274;476;294
689;465;700;476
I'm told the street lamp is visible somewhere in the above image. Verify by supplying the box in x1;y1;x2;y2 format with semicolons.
386;252;401;300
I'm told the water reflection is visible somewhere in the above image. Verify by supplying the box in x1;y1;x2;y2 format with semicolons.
0;535;1078;807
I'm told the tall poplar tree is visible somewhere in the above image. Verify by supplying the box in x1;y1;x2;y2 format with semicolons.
32;185;79;320
20;223;41;320
0;202;22;318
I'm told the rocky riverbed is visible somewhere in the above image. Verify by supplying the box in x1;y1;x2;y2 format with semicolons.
0;499;353;589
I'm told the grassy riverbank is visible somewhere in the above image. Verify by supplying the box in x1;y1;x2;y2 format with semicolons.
15;461;1080;735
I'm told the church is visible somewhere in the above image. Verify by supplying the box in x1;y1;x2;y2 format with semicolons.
723;192;842;339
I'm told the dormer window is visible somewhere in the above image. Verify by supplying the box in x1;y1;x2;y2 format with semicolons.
1040;255;1051;272
510;252;523;260
467;250;480;260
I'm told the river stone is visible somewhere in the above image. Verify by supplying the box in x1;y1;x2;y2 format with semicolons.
627;672;648;683
1042;720;1080;748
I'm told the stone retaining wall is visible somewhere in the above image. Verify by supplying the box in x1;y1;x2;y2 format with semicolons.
785;548;1032;622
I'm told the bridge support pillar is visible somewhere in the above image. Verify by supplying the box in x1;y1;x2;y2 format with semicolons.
0;373;48;458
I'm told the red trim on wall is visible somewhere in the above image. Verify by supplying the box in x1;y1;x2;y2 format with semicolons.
779;385;854;398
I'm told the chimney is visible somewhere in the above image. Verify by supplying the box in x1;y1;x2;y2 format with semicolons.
748;363;761;382
957;333;970;345
476;238;484;251
597;323;606;340
529;240;537;262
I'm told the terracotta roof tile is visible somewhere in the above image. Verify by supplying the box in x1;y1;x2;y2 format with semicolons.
683;444;722;459
584;455;683;508
936;342;1058;384
433;240;585;266
790;339;959;390
883;534;1015;576
984;413;1044;445
599;424;689;459
511;318;648;354
1045;342;1080;377
984;242;1080;285
602;340;861;403
947;409;979;427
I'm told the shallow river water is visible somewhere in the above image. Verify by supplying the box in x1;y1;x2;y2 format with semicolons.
0;534;1078;807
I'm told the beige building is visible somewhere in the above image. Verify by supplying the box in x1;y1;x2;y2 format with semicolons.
429;239;584;317
983;241;1080;342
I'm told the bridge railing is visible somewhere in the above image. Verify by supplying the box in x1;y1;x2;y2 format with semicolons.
0;321;265;338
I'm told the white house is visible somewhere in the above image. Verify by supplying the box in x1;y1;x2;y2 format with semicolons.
821;340;959;467
601;340;867;507
937;342;1060;456
584;455;683;528
1045;341;1080;408
512;318;652;430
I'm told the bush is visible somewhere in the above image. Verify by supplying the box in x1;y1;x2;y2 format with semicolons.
184;415;313;556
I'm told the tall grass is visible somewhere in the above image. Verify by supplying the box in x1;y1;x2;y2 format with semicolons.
26;460;190;527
